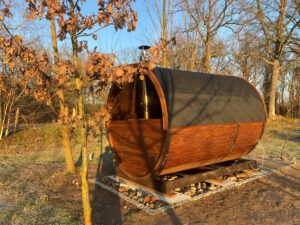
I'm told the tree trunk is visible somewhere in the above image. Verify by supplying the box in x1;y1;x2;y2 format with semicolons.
0;102;2;140
203;0;212;73
50;16;59;64
14;107;19;132
268;59;280;120
279;73;285;115
80;121;92;225
263;63;272;111
0;95;10;140
50;14;75;173
203;36;212;73
71;30;84;117
76;82;91;224
5;95;14;137
61;123;76;173
268;0;287;120
162;0;167;68
71;31;79;72
70;16;92;223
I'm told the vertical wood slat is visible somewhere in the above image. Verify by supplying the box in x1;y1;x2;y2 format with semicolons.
108;119;163;178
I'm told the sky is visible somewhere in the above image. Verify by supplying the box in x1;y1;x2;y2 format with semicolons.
6;0;235;62
79;1;161;56
4;0;162;62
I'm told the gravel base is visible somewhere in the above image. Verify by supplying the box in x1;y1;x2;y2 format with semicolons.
89;166;285;215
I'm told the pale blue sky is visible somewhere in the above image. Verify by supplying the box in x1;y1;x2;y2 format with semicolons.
4;1;161;61
78;1;159;55
6;0;235;63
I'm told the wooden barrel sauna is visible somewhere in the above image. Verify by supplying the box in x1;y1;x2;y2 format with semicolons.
106;67;267;179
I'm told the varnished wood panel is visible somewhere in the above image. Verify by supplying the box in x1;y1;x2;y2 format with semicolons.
108;119;164;178
222;122;264;161
160;123;238;174
159;122;264;175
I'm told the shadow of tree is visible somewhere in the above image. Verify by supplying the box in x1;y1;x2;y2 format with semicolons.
91;146;122;225
270;130;300;145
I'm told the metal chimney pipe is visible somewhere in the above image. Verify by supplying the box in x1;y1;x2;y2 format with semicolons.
138;45;151;61
138;45;151;119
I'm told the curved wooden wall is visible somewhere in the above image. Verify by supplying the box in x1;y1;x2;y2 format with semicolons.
107;68;267;179
159;121;264;175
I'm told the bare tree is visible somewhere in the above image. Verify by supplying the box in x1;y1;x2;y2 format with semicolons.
181;0;240;73
143;0;174;67
232;31;267;88
251;0;300;119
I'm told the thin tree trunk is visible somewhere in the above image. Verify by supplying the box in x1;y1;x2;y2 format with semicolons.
50;14;75;173
184;60;189;70
61;123;76;173
80;121;92;225
263;63;272;111
203;0;212;73
50;16;59;64
294;68;300;118
0;96;10;140
70;15;92;223
280;75;285;114
162;0;167;68
71;31;79;72
190;44;199;71
0;102;2;138
0;102;2;140
71;30;84;117
5;95;14;136
78;97;91;225
77;83;91;225
268;59;280;120
14;107;19;132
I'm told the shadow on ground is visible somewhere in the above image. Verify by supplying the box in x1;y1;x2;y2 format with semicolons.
90;158;300;225
270;129;300;145
91;147;122;225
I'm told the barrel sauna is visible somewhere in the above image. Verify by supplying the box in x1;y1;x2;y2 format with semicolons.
106;67;267;179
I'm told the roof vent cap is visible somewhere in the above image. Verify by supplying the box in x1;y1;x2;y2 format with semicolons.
138;45;151;61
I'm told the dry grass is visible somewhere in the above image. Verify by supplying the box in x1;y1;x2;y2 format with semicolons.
0;123;108;224
254;116;300;160
0;124;84;224
0;124;61;153
0;151;81;225
0;117;298;224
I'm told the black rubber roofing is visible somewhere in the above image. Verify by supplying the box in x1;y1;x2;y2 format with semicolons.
152;67;266;128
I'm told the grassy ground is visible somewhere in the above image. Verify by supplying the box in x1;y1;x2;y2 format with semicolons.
255;117;300;159
0;151;80;225
0;123;102;225
0;118;299;224
0;124;61;153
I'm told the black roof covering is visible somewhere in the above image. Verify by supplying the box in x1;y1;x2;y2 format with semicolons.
153;67;266;128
